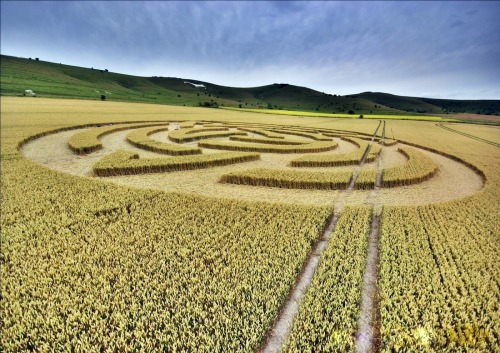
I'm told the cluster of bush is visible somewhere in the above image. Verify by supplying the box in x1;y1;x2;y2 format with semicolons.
198;101;219;108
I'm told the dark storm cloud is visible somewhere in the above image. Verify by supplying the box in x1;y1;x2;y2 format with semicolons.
1;1;499;99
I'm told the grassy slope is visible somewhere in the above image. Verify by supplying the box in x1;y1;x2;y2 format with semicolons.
357;92;500;115
2;55;499;117
1;55;408;115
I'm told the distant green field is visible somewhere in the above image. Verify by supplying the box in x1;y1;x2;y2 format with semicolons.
220;106;459;122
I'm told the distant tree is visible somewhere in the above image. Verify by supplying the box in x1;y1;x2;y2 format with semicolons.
35;58;39;61
267;103;273;109
178;94;181;97
239;104;242;108
104;69;108;72
201;101;218;108
348;109;355;114
101;95;106;101
359;114;364;119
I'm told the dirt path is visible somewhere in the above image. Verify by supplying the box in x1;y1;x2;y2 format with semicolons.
355;121;384;353
336;121;382;211
355;215;381;353
260;213;340;353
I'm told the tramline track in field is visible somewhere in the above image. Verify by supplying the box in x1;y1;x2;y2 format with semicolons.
261;122;384;353
436;123;500;148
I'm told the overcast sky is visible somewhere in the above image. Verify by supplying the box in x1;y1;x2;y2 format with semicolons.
2;1;499;99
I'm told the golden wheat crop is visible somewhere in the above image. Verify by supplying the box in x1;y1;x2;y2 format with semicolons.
198;139;337;154
221;168;352;189
1;174;331;351
355;169;377;189
291;137;370;167
366;143;381;162
68;122;165;154
2;97;498;352
126;126;202;155
267;128;333;141
236;127;286;139
93;150;260;176
379;199;499;351
381;146;437;187
168;127;246;143
229;135;306;145
383;138;398;146
284;206;372;352
179;120;197;128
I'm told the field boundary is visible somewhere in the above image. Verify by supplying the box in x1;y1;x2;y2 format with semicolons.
220;106;458;122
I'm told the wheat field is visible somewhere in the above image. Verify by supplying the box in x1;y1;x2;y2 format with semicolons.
2;97;498;352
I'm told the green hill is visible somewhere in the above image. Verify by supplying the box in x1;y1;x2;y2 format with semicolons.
357;92;500;115
1;55;499;116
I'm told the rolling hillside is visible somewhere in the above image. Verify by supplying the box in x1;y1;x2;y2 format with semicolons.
1;54;499;116
357;92;500;115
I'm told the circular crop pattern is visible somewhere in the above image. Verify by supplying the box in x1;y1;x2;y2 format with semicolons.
20;120;483;206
